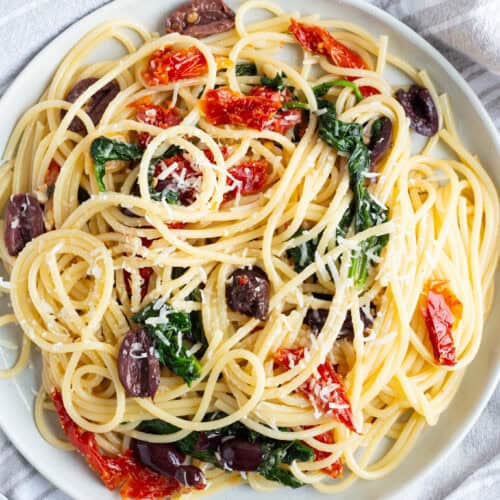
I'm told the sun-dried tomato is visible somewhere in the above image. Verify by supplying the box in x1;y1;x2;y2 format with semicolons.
143;47;207;86
249;86;302;134
224;160;270;201
45;159;61;186
199;87;282;130
51;390;181;499
421;281;462;366
203;145;230;163
309;430;343;479
274;347;356;432
289;19;378;97
130;97;182;148
124;267;154;301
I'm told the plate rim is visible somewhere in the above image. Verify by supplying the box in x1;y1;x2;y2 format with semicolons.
0;1;498;499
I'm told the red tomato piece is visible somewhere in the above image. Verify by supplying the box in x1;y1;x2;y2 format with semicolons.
428;280;463;327
421;281;461;366
267;108;303;134
124;267;154;301
224;160;270;201
50;391;181;499
311;430;343;479
153;154;201;206
289;19;379;97
249;86;303;134
203;145;230;163
200;87;282;131
45;159;61;186
274;347;356;432
143;47;208;86
167;221;187;229
131;97;182;148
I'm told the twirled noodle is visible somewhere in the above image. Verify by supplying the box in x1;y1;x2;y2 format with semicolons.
0;0;498;497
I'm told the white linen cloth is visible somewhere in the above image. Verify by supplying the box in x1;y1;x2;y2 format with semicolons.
0;0;499;499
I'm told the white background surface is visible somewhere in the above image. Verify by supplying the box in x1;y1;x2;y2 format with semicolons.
0;1;499;499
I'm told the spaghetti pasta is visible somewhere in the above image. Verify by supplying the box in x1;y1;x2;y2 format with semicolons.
0;0;498;498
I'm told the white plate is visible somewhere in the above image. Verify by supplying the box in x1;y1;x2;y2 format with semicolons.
0;1;498;499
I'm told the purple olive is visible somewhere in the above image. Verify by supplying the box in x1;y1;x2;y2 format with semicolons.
174;465;206;487
62;78;120;134
368;117;392;168
395;85;438;137
226;266;270;320
132;439;185;475
220;438;263;471
165;0;235;38
118;329;160;398
4;193;46;256
304;306;374;339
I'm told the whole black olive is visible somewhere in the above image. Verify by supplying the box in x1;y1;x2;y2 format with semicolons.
226;266;270;320
304;306;374;339
220;437;264;471
131;440;185;476
62;78;120;134
174;465;206;487
395;85;438;137
4;193;46;256
165;0;235;38
118;329;160;398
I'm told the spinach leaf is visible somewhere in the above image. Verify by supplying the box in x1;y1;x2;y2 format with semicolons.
169;267;207;356
257;440;314;488
90;137;144;191
138;419;178;435
261;72;285;91
281;101;309;110
313;79;363;102
133;301;202;385
317;99;389;288
235;63;258;76
286;229;320;272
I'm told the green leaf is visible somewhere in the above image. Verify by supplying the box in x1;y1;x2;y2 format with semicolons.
235;63;258;76
261;72;285;91
258;465;304;488
316;99;389;288
313;79;363;102
257;440;313;488
138;419;178;435
133;301;202;385
90;137;144;192
286;229;320;273
281;101;309;110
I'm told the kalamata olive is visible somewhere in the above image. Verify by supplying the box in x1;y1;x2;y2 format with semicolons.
303;308;328;335
395;85;438;137
368;117;392;168
132;439;185;475
4;193;46;256
220;438;264;471
77;187;90;204
165;0;235;38
226;266;270;320
62;78;120;134
174;465;206;487
118;329;160;398
304;306;374;339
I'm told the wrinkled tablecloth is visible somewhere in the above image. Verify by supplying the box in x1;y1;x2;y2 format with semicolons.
0;0;498;499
